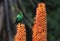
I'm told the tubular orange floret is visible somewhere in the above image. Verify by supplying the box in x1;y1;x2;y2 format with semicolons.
14;23;26;41
32;3;47;41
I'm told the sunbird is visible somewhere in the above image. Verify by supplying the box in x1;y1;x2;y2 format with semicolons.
16;11;24;23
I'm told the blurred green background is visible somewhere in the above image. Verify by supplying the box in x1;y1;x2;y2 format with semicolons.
46;0;60;41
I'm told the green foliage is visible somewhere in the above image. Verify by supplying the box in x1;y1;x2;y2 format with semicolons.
46;0;60;41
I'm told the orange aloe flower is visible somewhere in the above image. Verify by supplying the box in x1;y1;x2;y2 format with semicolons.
14;23;26;41
32;3;47;41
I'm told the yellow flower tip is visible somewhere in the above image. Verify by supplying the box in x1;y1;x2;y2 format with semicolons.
16;23;25;29
38;3;45;7
36;3;46;13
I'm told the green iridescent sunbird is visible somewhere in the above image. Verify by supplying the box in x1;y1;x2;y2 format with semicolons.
16;11;24;23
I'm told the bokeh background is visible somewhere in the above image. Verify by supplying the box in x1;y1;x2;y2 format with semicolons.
0;0;60;41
